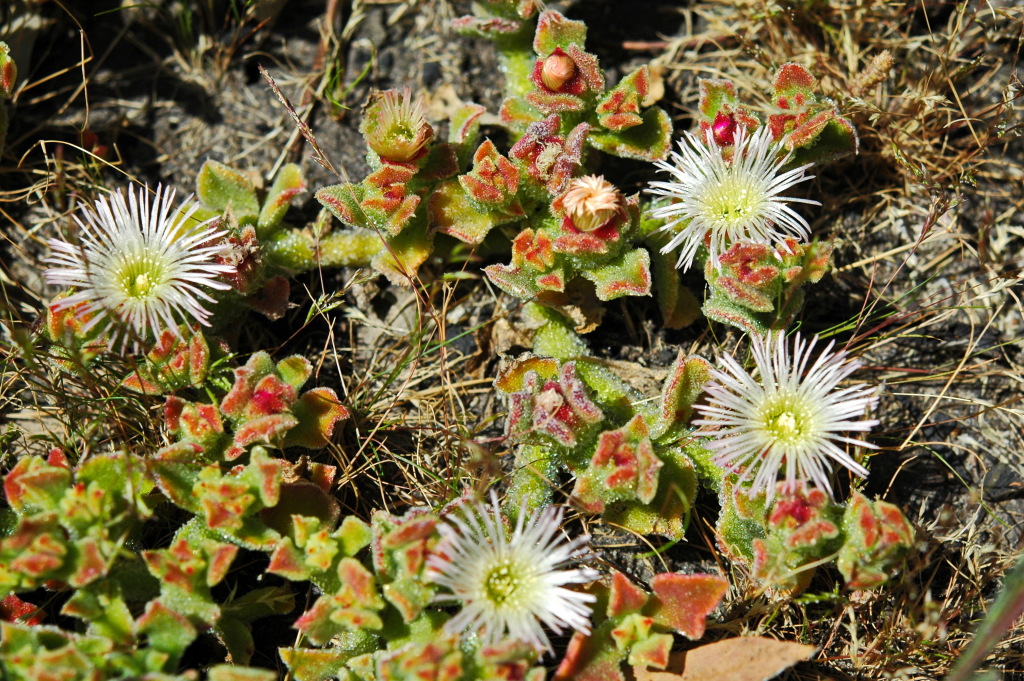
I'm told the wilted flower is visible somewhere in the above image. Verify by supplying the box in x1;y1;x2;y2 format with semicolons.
559;175;626;233
694;332;878;501
427;493;599;655
361;88;433;163
647;124;819;271
44;185;233;349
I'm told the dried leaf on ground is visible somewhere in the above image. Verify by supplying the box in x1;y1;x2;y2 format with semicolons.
634;636;816;681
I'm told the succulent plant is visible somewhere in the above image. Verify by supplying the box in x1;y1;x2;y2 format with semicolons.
716;482;915;592
493;324;711;539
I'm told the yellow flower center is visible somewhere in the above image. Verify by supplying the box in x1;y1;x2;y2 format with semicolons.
485;562;520;605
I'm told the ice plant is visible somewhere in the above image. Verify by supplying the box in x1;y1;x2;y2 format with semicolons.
647;124;820;270
45;185;233;349
427;493;599;655
694;332;879;501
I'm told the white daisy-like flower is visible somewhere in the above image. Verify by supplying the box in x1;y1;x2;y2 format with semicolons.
694;332;879;501
427;493;599;656
646;124;820;271
45;185;234;349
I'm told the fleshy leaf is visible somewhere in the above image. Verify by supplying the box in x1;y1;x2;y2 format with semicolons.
649;573;728;640
197;160;260;225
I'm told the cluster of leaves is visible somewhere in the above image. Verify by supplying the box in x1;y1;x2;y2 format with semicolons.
310;6;670;308
717;483;915;592
0;430;727;681
4;0;928;678
493;305;710;540
490;305;915;592
645;63;858;335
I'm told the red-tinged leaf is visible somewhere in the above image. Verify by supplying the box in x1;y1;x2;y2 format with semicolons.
316;182;366;229
525;89;586;114
286;387;350;449
772;63;818;103
164;395;185;432
552;226;616;256
588;107;672;162
583;247;652;301
0;43;16;99
279;647;357;681
608;571;649;618
199;481;256;531
121;371;163;395
500;95;544;128
3;457;70;513
188;403;224;438
513;229;556;270
0;594;44;625
449;102;486;146
633;637;816;681
697;78;739;120
461;139;520;205
67;538;109;587
596;67;649;132
382;516;438;549
267;539;309;580
258;163;305;233
649;573;729;640
628;631;673;669
45;449;70;469
232;414;298;455
494;354;560;393
308;462;337;493
553;631;627;681
574;415;661;511
135;599;198;657
383;577;433;623
253;374;298;415
654;354;711;442
611;612;654;651
429;179;510;245
533;10;587;56
206;542;239;586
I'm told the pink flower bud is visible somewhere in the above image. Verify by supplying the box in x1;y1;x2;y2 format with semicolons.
540;50;576;92
711;112;736;146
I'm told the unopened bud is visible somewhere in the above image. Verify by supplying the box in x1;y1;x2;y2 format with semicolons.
541;51;576;92
561;175;624;232
0;42;16;99
711;112;736;147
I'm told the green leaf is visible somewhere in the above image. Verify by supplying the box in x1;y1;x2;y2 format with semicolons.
197;160;260;225
258;163;305;235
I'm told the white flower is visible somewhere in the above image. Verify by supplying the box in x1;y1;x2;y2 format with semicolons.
45;185;233;349
646;125;820;271
694;332;878;501
427;493;599;655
